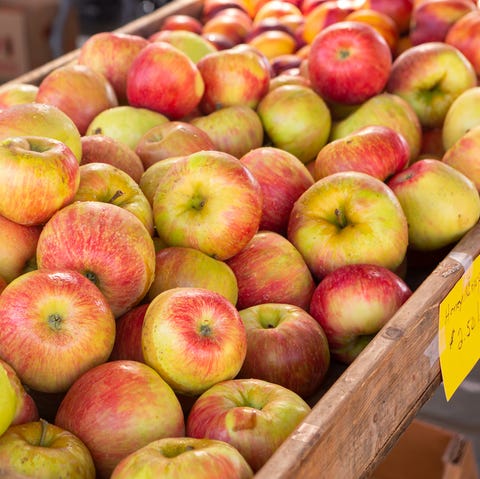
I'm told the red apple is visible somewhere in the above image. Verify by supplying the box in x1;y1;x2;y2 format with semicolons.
142;287;247;396
77;31;150;103
161;13;204;34
36;64;119;135
239;146;314;234
309;263;412;363
186;378;311;472
55;360;185;479
36;200;156;317
126;42;205;120
226;231;316;310
237;303;331;398
361;0;414;34
0;269;116;393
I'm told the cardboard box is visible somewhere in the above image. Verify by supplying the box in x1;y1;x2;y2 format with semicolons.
371;420;480;479
0;0;78;82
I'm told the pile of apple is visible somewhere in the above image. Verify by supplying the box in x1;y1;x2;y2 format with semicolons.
1;0;480;476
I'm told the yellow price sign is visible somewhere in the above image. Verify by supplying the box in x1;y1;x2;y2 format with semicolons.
439;254;480;401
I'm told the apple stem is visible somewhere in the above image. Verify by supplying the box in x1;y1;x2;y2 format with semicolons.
39;418;49;447
109;190;124;203
335;208;347;228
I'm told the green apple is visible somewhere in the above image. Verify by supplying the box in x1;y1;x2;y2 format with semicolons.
0;361;17;436
86;105;169;150
387;158;480;251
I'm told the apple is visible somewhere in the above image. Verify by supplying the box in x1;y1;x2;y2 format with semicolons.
247;29;298;60
0;420;96;479
269;53;303;76
0;136;80;226
135;120;215;169
152;150;263;261
442;125;480;191
149;29;217;63
196;46;271;114
237;303;330;398
361;0;414;34
55;360;185;479
202;31;237;50
80;134;145;184
126;42;205;120
409;0;476;45
202;0;251;20
0;102;82;162
186;378;311;472
147;246;239;305
313;125;410;182
36;200;156;318
201;10;253;45
308;21;392;106
268;71;311;90
0;268;115;393
245;16;298;44
73;162;154;236
77;31;150;104
445;9;480;77
0;82;38;109
86;105;169;151
190;105;264;158
239;146;314;234
36;63;119;136
253;0;303;24
0;360;17;436
442;86;480;151
226;230;316;310
386;41;476;129
111;436;254;479
257;84;331;164
0;213;41;283
160;13;204;34
0;359;39;426
288;171;409;280
309;263;412;364
387;158;480;251
329;92;422;162
142;287;247;396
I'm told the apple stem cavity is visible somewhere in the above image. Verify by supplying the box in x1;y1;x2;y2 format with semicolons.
334;208;348;228
48;313;63;331
199;323;212;337
84;270;99;287
190;194;206;211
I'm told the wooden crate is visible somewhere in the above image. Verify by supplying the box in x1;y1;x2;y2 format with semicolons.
3;0;480;477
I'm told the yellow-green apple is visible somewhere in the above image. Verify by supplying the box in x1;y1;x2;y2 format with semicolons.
445;9;480;77
0;136;80;226
442;86;480;151
0;361;17;436
36;64;119;135
126;42;205;120
0;359;39;426
111;437;254;479
77;31;150;104
386;42;476;128
0;213;41;283
361;0;414;34
288;171;409;280
186;378;311;472
309;263;412;364
237;303;330;398
86;105;169;150
139;156;185;206
152;150;263;260
442;125;480;191
257;84;331;164
387;158;480;251
190;105;264;158
226;231;316;310
80;134;145;184
0;420;96;479
313;125;410;182
409;0;476;45
149;29;217;63
135;120;215;169
160;13;204;34
73;162;154;236
0;102;82;162
247;29;298;60
239;146;314;234
329;92;422;162
147;246;238;304
308;21;392;106
142;287;247;396
0;268;115;393
36;201;156;317
0;83;38;109
196;46;271;114
55;360;185;479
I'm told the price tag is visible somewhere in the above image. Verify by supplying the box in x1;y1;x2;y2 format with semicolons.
439;254;480;401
